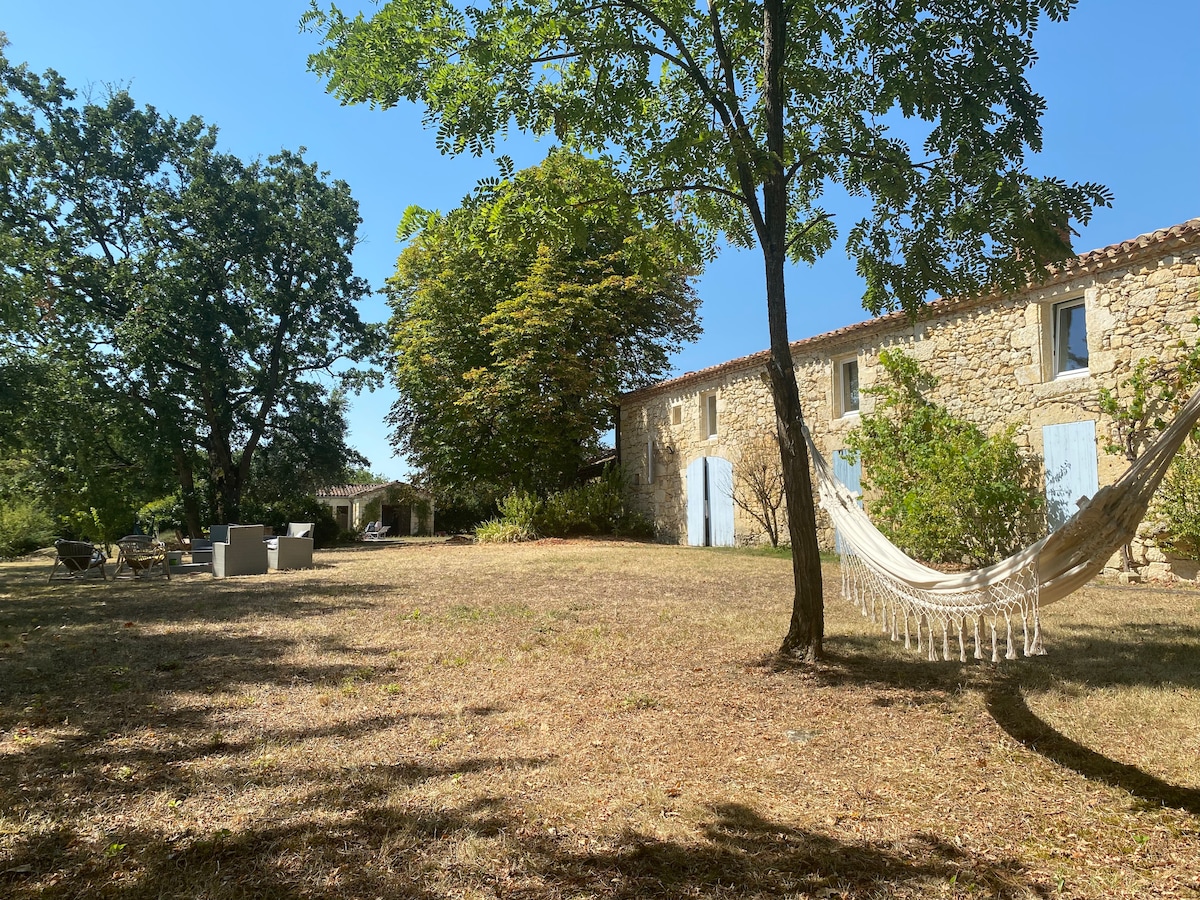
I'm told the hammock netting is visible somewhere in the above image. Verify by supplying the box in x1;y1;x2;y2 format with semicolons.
808;390;1200;662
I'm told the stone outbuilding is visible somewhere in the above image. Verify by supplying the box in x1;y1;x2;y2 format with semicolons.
618;218;1200;580
316;482;434;537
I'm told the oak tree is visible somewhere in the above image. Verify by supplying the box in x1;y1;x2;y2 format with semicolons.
0;53;381;531
307;0;1110;658
388;151;700;499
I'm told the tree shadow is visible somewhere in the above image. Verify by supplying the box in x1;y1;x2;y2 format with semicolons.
760;612;1200;815
0;561;519;835
983;673;1200;815
0;794;1051;899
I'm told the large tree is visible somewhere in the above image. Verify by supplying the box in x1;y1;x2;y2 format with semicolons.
306;0;1110;659
0;53;381;532
388;150;700;499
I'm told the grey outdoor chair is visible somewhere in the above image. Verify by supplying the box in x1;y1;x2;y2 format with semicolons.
267;522;315;570
212;524;268;578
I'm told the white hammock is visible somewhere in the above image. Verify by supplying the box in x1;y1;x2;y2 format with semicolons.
808;389;1200;662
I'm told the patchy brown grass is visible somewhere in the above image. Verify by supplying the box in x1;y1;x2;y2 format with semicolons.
1;539;1198;899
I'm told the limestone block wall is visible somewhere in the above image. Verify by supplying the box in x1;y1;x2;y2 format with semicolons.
620;223;1200;579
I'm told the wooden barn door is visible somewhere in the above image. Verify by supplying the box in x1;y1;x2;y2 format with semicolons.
1042;421;1099;532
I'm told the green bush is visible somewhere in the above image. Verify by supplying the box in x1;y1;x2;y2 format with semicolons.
498;491;541;534
538;479;617;535
241;495;342;548
0;498;55;558
474;517;536;543
846;350;1044;566
1156;433;1200;558
612;510;656;540
473;468;654;542
138;494;187;539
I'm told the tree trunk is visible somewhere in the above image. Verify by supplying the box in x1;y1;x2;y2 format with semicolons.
762;0;824;660
172;447;204;538
764;253;825;661
208;430;242;525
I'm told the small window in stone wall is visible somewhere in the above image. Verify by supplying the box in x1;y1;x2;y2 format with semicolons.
671;404;683;426
1052;298;1089;377
701;392;718;439
837;358;860;416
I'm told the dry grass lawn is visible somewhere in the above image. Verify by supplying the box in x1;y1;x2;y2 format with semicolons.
1;539;1199;899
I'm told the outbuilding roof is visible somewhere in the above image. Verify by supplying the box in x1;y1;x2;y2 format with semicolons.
621;217;1200;404
317;481;405;499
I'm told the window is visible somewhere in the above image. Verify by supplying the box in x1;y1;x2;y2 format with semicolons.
1053;299;1089;377
671;404;683;426
838;358;860;416
701;392;718;439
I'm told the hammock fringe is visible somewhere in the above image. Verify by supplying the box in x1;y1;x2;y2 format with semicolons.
807;390;1200;662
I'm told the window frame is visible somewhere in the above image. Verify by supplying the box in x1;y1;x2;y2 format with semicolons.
1052;297;1089;379
836;357;860;417
701;391;718;440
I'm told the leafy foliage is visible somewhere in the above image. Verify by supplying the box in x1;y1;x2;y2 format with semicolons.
474;518;536;544
0;496;55;558
474;467;653;542
1098;318;1200;462
1097;315;1200;559
1157;436;1200;559
845;351;1044;566
0;51;381;533
307;0;1110;313
306;0;1111;657
388;151;700;499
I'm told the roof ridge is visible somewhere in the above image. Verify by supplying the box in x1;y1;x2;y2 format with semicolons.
318;481;406;498
623;217;1200;403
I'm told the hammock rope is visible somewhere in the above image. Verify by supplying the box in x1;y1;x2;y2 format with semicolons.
808;389;1200;661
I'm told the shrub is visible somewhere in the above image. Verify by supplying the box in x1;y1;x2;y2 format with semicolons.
474;492;540;542
846;350;1044;566
0;498;55;558
1096;319;1200;561
497;491;541;534
1156;433;1200;558
473;469;654;542
240;496;341;548
538;479;617;535
138;494;187;539
612;510;656;540
474;518;535;543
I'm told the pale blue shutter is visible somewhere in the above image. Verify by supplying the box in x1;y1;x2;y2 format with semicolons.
706;456;735;547
686;457;707;546
832;450;863;553
833;450;862;496
1043;421;1099;531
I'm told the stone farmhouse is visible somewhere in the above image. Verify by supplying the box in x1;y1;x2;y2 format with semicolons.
617;218;1200;580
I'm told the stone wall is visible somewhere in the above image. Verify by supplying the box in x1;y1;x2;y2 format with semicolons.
619;223;1200;579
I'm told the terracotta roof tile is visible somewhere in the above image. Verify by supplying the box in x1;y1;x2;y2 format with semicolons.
318;481;404;499
622;218;1200;403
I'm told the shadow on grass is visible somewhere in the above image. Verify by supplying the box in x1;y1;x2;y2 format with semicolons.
763;607;1200;816
983;673;1200;815
0;557;503;836
0;796;1049;899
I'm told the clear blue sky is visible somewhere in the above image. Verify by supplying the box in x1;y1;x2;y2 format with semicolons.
4;2;1198;479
